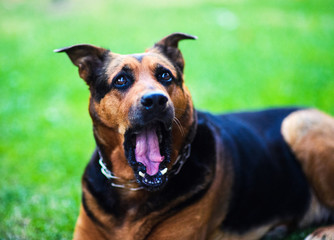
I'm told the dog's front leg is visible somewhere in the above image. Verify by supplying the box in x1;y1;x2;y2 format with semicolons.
73;205;106;240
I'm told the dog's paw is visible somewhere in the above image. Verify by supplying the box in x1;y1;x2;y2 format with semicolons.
305;226;334;240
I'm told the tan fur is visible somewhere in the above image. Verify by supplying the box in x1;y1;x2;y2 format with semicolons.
148;139;232;240
282;109;334;208
88;52;194;181
74;206;105;240
59;35;334;240
74;136;232;240
71;44;210;239
209;225;273;240
74;186;153;240
282;109;334;239
305;226;334;240
299;192;333;228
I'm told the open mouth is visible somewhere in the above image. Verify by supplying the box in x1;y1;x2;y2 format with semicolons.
124;122;172;191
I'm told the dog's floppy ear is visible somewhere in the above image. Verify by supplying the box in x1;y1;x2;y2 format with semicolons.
54;44;109;83
151;33;197;72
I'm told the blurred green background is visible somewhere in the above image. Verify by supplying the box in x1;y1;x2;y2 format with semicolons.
1;0;334;239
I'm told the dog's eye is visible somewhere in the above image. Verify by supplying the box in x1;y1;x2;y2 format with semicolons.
161;72;171;81
114;76;128;88
158;72;173;84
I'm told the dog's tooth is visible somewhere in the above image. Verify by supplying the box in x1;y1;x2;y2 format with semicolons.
139;171;145;177
160;168;168;175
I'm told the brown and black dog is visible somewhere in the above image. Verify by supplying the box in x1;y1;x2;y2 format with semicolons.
56;33;334;240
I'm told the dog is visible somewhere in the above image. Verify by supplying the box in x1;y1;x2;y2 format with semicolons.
55;33;334;240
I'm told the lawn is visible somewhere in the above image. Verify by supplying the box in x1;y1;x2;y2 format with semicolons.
1;0;334;239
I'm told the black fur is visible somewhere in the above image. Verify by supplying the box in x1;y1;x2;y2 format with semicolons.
82;190;104;227
89;53;112;102
83;107;311;233
83;151;124;222
215;108;311;233
91;56;183;101
83;112;216;223
154;44;186;74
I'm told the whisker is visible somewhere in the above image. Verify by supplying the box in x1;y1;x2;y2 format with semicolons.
173;117;185;136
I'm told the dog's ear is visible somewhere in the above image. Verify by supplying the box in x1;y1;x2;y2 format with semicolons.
54;44;109;83
151;33;197;72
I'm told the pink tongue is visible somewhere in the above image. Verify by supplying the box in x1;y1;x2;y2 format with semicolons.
135;128;164;176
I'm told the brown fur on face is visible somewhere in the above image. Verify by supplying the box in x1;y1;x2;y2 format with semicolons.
55;33;197;183
88;52;195;179
90;52;188;132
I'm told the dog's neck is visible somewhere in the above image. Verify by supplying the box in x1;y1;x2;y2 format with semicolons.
93;124;135;180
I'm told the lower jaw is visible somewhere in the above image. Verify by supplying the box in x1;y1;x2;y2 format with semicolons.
135;162;168;190
139;173;167;191
124;125;172;191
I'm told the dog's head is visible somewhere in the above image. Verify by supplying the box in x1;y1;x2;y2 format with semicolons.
56;33;197;191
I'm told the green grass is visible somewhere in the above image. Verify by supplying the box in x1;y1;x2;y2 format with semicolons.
1;0;334;239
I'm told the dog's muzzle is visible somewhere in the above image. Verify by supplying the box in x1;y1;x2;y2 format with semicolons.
124;92;174;191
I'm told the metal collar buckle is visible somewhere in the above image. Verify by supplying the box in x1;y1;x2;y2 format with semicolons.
172;143;191;175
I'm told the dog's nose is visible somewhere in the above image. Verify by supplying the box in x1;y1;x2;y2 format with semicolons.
141;93;168;111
